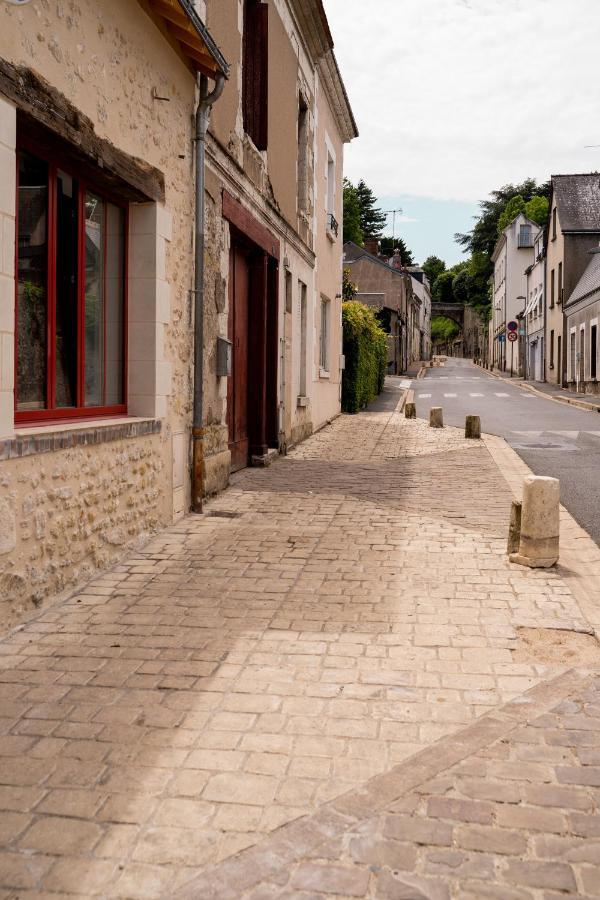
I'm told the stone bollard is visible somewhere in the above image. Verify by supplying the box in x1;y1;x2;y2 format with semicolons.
509;475;560;568
430;407;443;428
507;500;522;555
465;415;481;439
405;402;416;419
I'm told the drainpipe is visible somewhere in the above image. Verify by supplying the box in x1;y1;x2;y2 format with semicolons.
192;71;225;513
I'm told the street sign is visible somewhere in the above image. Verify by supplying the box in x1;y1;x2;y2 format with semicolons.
508;332;518;342
498;334;506;343
507;321;518;332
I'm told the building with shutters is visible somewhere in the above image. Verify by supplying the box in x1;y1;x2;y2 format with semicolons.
0;0;356;629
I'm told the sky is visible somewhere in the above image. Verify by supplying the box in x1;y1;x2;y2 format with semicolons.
323;0;600;265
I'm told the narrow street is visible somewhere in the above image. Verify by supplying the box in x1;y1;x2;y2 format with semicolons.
1;389;600;897
413;358;600;545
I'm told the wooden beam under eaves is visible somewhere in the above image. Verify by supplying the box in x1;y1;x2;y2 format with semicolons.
146;0;220;77
165;21;218;72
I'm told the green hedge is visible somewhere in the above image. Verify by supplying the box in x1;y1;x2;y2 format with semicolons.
342;301;388;413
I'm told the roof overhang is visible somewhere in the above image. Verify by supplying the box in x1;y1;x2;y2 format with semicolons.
143;0;229;79
319;50;359;143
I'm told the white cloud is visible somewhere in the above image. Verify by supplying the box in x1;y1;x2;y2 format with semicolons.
324;0;600;202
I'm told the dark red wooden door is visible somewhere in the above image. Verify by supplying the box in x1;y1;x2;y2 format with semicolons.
228;244;250;471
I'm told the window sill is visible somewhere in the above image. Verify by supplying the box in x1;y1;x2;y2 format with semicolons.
1;416;162;461
319;368;331;379
326;228;337;244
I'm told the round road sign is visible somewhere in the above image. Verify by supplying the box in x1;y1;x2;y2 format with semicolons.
507;332;518;342
507;321;518;332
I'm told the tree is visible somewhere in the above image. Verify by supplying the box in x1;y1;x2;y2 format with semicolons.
422;255;446;286
453;178;551;319
431;316;460;343
431;261;468;304
342;267;357;301
343;179;363;245
455;178;551;258
497;195;526;235
355;179;387;239
525;195;550;227
379;236;415;266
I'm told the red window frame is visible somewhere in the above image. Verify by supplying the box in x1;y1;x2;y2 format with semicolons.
15;138;129;425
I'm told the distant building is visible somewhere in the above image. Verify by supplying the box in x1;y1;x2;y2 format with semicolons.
343;242;430;373
564;245;600;393
524;229;546;382
491;213;540;375
544;175;600;386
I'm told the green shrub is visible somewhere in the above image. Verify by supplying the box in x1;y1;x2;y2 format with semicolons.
342;301;388;413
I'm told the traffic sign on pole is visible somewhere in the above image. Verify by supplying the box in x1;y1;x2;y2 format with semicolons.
508;332;518;342
507;321;518;332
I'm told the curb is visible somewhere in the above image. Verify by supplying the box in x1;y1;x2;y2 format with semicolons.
474;362;600;413
483;432;600;638
176;668;593;899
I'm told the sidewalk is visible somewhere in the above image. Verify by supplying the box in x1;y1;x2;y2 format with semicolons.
1;387;599;898
484;365;600;412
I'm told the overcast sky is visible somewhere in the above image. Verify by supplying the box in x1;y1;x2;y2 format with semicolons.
324;0;600;264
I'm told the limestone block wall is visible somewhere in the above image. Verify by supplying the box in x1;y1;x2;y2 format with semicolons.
0;428;165;632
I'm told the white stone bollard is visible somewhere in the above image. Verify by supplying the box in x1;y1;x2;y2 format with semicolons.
430;407;443;428
509;475;560;568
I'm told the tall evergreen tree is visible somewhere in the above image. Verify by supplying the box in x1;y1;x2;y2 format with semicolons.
355;179;387;239
379;236;415;266
342;179;363;245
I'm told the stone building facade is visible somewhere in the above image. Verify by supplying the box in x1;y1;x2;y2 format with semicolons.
491;213;539;376
0;0;356;630
202;1;357;484
544;175;600;387
343;241;427;373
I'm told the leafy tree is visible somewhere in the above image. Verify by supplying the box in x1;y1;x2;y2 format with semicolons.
355;179;387;239
525;195;550;227
431;316;460;343
497;195;526;235
342;267;357;301
452;269;470;305
422;255;446;286
379;236;415;266
432;269;457;304
431;261;468;304
455;178;551;259
453;178;551;319
343;179;363;245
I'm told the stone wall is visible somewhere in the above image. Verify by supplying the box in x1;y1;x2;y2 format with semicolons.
0;428;165;631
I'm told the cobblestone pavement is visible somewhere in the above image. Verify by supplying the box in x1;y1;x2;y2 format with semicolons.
0;397;598;897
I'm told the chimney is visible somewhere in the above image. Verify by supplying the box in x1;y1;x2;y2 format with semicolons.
364;238;380;257
390;248;403;269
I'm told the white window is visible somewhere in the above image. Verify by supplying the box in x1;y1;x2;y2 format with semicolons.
320;297;330;371
519;224;533;248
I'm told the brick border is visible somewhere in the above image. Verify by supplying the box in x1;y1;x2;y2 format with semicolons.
177;669;591;899
0;418;161;461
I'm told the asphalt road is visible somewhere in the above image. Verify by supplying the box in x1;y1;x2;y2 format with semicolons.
412;357;600;545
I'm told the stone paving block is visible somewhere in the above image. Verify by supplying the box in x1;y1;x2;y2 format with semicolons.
1;406;599;896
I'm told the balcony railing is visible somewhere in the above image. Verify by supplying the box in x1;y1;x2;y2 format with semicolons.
327;213;339;237
518;233;534;248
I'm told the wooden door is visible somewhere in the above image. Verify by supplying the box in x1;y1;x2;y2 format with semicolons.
228;244;250;471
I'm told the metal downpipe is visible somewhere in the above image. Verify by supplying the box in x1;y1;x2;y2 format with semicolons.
192;72;225;513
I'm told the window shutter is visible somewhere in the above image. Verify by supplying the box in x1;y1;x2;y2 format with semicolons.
243;0;268;151
256;2;269;151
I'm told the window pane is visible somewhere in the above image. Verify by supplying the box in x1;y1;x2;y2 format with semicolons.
105;203;125;406
17;151;48;411
55;170;79;408
84;191;105;407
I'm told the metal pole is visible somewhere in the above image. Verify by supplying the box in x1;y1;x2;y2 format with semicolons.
192;72;225;513
510;340;514;377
